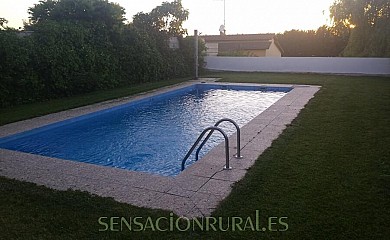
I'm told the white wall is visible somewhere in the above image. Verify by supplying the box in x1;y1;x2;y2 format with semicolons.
205;43;218;56
205;56;390;75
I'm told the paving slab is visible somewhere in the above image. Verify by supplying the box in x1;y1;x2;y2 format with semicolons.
197;178;234;197
228;150;261;170
182;161;224;178
191;192;225;216
148;193;197;216
212;169;248;182
173;174;210;192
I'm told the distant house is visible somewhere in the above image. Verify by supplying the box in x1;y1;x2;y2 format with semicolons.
201;34;283;57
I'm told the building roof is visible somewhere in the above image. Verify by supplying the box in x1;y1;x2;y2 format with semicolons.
201;33;284;54
219;41;272;51
201;34;276;42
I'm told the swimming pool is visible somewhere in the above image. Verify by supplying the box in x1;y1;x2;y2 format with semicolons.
0;84;291;176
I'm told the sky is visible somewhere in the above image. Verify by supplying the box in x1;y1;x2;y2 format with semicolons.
0;0;335;35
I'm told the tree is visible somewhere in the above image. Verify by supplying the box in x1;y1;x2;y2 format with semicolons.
133;0;189;36
277;26;347;57
315;25;349;56
0;18;8;30
330;0;390;57
27;0;125;28
132;0;192;78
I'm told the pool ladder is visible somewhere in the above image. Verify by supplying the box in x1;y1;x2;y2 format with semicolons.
181;118;242;171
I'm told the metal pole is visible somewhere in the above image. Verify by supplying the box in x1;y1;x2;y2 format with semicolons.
224;0;226;27
194;29;199;80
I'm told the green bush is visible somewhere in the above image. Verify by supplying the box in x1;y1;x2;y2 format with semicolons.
0;23;200;107
0;0;202;108
0;30;40;106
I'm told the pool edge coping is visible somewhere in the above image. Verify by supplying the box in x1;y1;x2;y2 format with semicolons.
0;79;320;218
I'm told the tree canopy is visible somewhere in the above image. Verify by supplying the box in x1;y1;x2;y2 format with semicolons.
330;0;390;57
133;0;189;36
27;0;126;28
277;26;347;57
0;18;8;30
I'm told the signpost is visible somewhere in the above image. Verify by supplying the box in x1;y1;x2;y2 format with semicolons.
194;29;199;80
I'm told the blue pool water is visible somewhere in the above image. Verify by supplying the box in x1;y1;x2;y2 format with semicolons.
0;84;290;176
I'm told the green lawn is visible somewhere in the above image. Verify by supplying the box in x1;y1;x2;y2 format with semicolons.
1;72;389;239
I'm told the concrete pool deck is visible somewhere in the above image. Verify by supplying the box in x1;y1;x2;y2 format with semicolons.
0;80;320;218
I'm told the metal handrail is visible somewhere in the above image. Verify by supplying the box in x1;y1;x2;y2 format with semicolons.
195;118;242;161
181;126;231;171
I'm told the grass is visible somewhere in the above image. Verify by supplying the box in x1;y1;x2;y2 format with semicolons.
1;72;389;239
